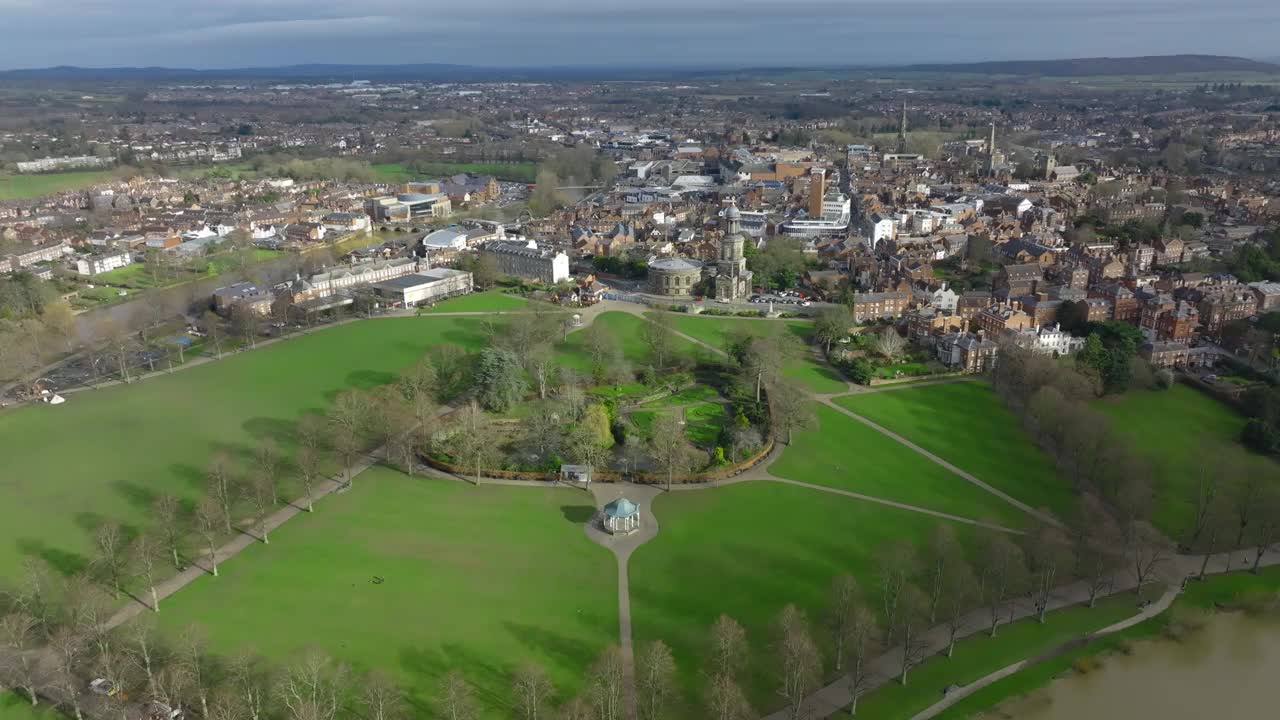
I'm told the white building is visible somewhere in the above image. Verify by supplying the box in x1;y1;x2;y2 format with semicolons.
371;268;473;307
928;284;959;312
1005;323;1085;357
75;250;132;276
483;239;570;284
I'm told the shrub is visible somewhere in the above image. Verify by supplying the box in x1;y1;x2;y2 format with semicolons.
1071;656;1100;675
1155;368;1175;389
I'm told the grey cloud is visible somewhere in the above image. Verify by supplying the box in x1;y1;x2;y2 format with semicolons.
1;0;1278;69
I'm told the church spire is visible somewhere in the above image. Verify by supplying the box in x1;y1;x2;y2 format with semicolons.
896;102;908;154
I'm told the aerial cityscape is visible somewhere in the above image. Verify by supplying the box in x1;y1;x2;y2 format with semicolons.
2;3;1280;720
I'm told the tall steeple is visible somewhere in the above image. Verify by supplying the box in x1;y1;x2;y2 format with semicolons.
896;102;908;154
987;122;997;176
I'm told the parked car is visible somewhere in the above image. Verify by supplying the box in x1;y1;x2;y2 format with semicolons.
89;679;119;697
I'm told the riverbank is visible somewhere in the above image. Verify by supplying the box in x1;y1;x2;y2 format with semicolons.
925;566;1280;720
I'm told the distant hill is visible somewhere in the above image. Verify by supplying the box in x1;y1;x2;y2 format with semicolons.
896;54;1280;76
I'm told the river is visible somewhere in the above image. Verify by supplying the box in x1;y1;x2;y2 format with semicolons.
994;611;1280;720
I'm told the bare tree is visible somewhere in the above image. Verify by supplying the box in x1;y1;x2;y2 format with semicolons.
649;410;698;491
397;356;438;404
527;343;556;400
1233;471;1264;548
0;612;41;706
743;331;794;402
641;312;676;370
94;521;128;598
842;602;881;716
924;525;960;623
871;327;906;362
1126;520;1173;595
127;617;160;697
152;493;185;569
877;540;917;646
49;628;85;720
229;651;269;720
130;533;163;612
360;668;406;720
1073;494;1121;607
776;604;822;720
708;614;748;680
769;380;814;445
254;439;283;506
328;389;371;485
940;561;976;658
1024;523;1075;623
512;661;554;720
295;446;321;513
437;669;478;720
824;574;859;673
245;471;275;544
895;585;930;686
978;534;1025;637
637;640;677;720
13;559;55;633
207;451;237;533
1188;460;1225;548
179;626;215;720
201;311;227;359
1250;487;1280;573
1195;496;1237;581
278;649;349;720
705;672;753;720
452;402;499;485
194;496;223;577
587;645;625;720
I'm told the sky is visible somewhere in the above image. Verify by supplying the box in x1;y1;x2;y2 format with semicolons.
1;0;1278;70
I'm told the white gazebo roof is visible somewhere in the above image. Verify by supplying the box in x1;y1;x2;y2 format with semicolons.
604;498;639;519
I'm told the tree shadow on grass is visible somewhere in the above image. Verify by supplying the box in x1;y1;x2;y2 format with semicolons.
16;539;90;577
170;462;207;492
502;622;601;680
242;416;299;446
561;505;595;524
347;369;397;390
113;480;157;512
399;642;512;716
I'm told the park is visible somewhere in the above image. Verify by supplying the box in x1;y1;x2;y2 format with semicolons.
1;294;1279;720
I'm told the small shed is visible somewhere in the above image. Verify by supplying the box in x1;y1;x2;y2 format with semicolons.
560;464;592;486
603;498;641;535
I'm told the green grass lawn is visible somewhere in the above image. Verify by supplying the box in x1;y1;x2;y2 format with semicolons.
642;384;718;407
683;402;727;448
1097;385;1280;539
629;481;995;719
157;469;616;718
0;169;119;200
770;403;1031;528
837;382;1075;519
418;290;530;313
852;595;1137;719
658;313;847;394
0;693;62;720
0;316;491;582
556;312;699;374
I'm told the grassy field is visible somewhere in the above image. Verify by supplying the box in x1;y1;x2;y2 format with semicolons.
418;290;529;313
92;249;282;289
157;469;616;718
770;403;1030;528
372;162;538;184
852;595;1137;719
0;694;61;720
556;311;700;374
629;481;995;719
1097;385;1280;538
0;316;491;582
683;402;728;448
658;313;848;394
0;169;120;200
837;382;1075;519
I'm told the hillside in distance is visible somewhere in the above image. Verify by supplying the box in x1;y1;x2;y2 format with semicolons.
896;54;1280;76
